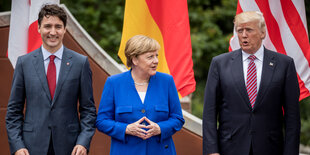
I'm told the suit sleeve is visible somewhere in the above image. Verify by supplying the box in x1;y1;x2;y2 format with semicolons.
203;57;220;155
96;77;128;142
157;76;185;142
5;57;26;154
76;58;97;150
283;58;300;155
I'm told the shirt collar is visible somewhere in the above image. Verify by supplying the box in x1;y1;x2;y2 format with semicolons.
242;44;264;62
42;45;64;61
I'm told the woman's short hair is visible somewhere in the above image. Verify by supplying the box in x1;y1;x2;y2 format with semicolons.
125;35;160;67
234;11;266;33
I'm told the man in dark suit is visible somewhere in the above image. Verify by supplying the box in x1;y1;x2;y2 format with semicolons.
203;11;300;155
6;4;97;155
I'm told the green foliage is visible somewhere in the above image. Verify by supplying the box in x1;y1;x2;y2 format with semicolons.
61;0;125;61
191;81;205;119
300;97;310;145
0;1;10;12
188;0;237;118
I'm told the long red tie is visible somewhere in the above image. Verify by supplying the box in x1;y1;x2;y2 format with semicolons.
47;55;56;100
246;55;257;109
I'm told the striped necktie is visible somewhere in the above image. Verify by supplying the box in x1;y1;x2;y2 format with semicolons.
247;55;257;109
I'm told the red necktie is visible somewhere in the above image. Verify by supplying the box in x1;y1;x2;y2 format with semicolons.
246;55;257;109
47;55;56;100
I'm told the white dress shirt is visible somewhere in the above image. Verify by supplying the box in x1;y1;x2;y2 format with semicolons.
242;45;264;92
42;45;63;84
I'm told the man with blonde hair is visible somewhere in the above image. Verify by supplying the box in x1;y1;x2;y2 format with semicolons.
203;11;300;155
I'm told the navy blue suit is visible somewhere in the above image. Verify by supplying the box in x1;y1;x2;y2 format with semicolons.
6;47;97;155
203;48;300;155
96;71;184;155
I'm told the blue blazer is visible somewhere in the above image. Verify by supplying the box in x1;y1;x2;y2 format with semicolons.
96;71;184;155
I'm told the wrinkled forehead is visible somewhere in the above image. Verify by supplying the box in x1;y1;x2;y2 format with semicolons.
235;18;265;33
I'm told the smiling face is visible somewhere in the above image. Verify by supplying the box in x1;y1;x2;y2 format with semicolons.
132;51;159;77
236;20;266;54
38;15;66;53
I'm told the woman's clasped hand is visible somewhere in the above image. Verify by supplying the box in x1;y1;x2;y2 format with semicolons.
125;117;161;140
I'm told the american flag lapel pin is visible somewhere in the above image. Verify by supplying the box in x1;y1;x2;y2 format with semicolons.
269;62;274;66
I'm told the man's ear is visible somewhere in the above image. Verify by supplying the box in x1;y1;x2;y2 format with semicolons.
261;30;266;39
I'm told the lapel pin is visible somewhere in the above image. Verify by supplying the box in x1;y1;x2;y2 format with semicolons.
67;62;70;66
269;62;274;66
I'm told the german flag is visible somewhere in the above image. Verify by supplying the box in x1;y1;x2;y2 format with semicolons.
118;0;196;97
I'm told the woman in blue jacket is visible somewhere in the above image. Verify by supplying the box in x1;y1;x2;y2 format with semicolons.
96;35;185;155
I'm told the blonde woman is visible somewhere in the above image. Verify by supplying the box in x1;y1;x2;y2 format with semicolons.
96;35;184;155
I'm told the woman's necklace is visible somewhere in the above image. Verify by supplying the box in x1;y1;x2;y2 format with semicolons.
134;81;149;86
131;71;149;86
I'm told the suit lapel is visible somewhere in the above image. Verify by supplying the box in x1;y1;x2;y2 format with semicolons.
254;48;276;110
230;49;252;110
53;47;73;105
32;48;52;101
143;72;155;105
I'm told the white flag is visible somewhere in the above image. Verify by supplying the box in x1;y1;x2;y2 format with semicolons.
8;0;59;68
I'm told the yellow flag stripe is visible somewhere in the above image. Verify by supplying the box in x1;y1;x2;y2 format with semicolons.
118;0;170;74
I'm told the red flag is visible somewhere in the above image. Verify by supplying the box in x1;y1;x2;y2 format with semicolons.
118;0;196;97
8;0;59;68
229;0;310;101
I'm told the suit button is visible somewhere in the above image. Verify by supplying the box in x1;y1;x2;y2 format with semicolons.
141;109;145;113
165;145;168;149
142;122;146;126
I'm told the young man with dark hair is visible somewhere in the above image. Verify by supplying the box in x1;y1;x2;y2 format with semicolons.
6;4;97;155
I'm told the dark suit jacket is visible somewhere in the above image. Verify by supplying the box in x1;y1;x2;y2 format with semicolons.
6;47;97;155
203;48;300;155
